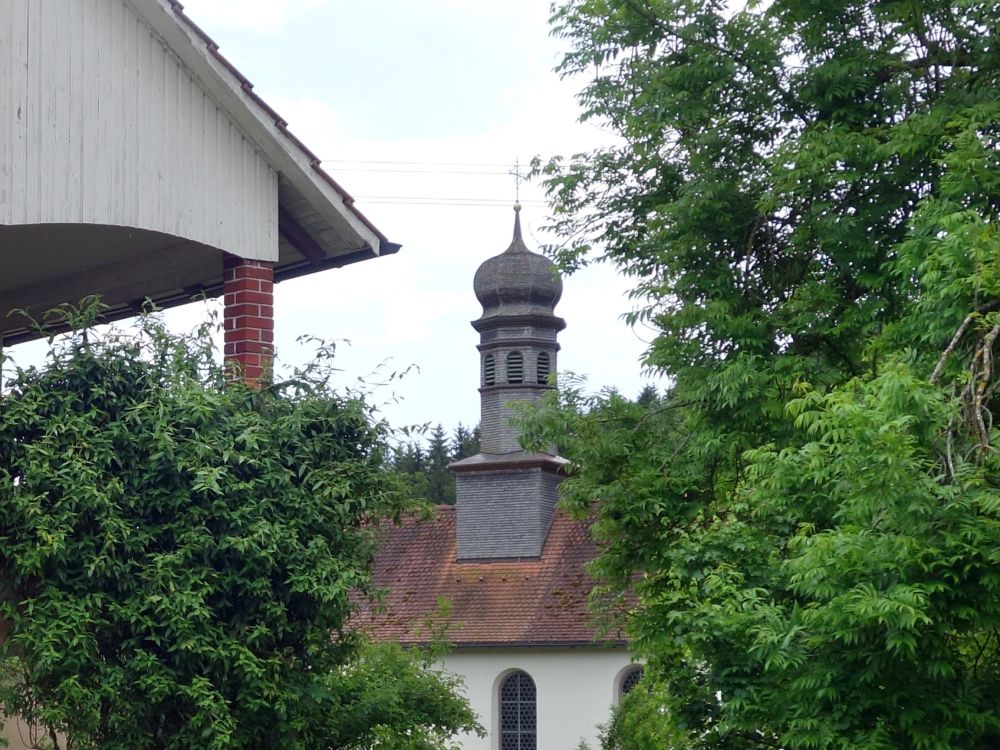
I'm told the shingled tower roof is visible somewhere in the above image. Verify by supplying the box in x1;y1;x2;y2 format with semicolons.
473;206;563;318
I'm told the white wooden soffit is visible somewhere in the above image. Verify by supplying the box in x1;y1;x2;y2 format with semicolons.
128;0;394;261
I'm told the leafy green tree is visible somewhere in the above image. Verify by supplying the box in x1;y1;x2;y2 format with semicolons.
524;1;1000;747
303;639;481;750
0;310;478;750
599;670;686;750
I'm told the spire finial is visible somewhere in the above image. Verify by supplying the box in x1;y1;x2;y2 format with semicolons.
509;157;527;201
509;157;526;243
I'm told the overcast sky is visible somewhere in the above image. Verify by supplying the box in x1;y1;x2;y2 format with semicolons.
12;0;661;436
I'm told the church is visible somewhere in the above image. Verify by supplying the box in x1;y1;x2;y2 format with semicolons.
361;208;638;750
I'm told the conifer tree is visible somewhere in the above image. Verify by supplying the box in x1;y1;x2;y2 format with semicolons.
425;424;455;505
451;423;481;462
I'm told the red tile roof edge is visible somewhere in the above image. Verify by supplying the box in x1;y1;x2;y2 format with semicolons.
393;640;629;650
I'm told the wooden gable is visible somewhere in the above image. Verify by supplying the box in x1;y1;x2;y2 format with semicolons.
0;0;396;344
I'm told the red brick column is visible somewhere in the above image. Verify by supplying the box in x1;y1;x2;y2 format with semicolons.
223;254;275;387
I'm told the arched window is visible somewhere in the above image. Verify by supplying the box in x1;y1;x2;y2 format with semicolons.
536;352;550;385
499;671;536;750
484;354;496;386
506;351;524;384
620;666;644;698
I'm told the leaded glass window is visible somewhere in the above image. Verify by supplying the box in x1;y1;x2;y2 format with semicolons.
499;671;536;750
621;666;643;696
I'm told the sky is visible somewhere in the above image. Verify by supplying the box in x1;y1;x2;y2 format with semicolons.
11;0;660;436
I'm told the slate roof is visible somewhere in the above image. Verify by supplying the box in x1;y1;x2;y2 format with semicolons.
473;207;564;319
357;506;621;647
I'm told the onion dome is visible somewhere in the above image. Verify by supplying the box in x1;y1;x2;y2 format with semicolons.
473;205;563;317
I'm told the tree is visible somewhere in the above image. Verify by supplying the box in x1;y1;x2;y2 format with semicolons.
634;385;659;407
425;425;456;506
389;423;481;506
450;423;480;463
303;639;481;750
525;1;1000;747
391;441;431;504
0;308;479;750
598;669;686;750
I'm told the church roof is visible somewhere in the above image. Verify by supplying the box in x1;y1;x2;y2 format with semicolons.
358;507;622;647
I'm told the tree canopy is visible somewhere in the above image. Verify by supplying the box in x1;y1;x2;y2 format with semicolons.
528;1;1000;748
391;424;480;506
0;308;479;750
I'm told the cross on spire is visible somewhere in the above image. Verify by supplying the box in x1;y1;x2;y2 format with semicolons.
509;158;526;206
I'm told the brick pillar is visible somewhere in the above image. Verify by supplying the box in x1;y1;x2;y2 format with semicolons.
223;254;275;387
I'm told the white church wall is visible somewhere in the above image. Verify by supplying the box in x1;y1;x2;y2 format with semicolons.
441;646;634;750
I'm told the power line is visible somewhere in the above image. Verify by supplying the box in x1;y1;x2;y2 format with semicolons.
328;166;513;176
322;158;519;168
357;196;548;207
359;202;547;208
356;195;545;202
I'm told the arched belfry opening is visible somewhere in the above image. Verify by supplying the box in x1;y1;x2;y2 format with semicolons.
450;205;568;560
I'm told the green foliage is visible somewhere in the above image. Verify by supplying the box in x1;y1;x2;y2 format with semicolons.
450;424;481;463
425;425;456;506
600;671;688;750
302;639;481;750
390;424;480;506
528;0;1000;747
0;307;476;750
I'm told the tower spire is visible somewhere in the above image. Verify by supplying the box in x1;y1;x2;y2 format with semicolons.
510;156;526;244
452;208;569;560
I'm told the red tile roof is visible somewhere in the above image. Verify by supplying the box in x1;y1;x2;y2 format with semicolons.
358;507;621;647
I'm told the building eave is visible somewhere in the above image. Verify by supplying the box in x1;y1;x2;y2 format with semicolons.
449;451;572;474
131;0;395;260
394;640;630;650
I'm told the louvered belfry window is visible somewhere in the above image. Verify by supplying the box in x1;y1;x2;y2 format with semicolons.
484;354;497;386
499;671;536;750
506;351;524;384
536;352;550;385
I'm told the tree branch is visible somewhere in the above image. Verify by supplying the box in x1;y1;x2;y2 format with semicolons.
974;322;1000;455
930;313;974;384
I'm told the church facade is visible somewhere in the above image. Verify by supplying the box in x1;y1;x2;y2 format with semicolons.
364;209;638;750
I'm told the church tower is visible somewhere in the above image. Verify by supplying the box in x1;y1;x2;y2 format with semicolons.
451;206;569;560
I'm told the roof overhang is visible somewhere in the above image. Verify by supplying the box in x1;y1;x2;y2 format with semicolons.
138;0;395;262
1;1;399;346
